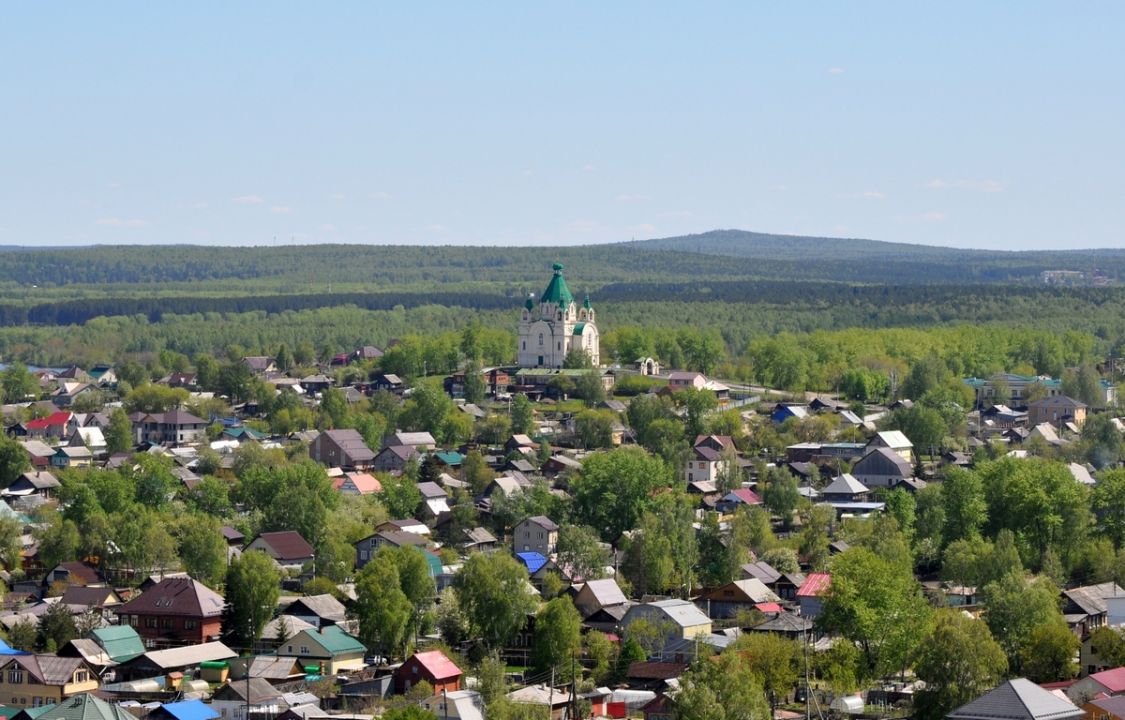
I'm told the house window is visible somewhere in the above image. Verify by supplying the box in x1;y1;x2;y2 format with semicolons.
145;617;157;628
32;698;42;708
300;646;309;654
287;645;293;653
162;618;174;629
538;334;544;346
74;670;89;683
522;341;526;350
8;669;23;684
185;620;197;630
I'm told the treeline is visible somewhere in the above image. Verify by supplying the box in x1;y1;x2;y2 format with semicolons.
8;278;1125;333
0;243;765;289
0;290;517;326
0;302;1115;400
6;232;1125;291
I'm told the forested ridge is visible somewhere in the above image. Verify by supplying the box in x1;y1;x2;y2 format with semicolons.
632;229;1125;280
3;279;1124;331
4;229;1125;292
6;231;1125;382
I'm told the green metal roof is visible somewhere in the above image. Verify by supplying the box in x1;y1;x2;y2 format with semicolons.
91;625;145;663
302;625;365;655
36;694;135;720
434;451;463;466
224;426;268;440
540;263;574;307
572;323;586;335
423;549;443;578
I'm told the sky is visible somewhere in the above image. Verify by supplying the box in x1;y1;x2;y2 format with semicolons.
2;3;1123;250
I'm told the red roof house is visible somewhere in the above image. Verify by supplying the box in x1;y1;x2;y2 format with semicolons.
26;412;73;439
393;650;463;695
796;572;831;620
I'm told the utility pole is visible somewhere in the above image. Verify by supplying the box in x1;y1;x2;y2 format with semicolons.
570;656;578;720
803;625;810;720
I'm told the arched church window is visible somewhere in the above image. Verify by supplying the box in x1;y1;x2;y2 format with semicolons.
557;311;563;320
538;333;544;346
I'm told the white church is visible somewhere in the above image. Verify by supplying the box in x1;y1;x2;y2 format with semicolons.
517;263;600;369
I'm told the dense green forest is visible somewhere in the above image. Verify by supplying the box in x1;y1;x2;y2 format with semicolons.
7;279;1125;329
5;232;1125;388
4;229;1124;297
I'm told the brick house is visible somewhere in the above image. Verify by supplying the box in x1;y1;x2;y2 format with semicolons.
116;577;225;647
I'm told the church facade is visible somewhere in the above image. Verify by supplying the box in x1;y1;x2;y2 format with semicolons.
517;263;600;369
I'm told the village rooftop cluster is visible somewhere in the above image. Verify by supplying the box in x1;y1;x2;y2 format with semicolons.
0;266;1122;720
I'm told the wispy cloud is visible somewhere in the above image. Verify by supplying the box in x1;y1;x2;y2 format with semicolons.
920;210;947;223
828;67;846;74
232;194;265;204
95;217;147;228
270;206;293;215
861;190;886;200
581;164;597;172
369;191;392;201
926;178;1005;193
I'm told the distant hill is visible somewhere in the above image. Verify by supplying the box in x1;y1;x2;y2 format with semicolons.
628;229;1125;283
0;230;1123;293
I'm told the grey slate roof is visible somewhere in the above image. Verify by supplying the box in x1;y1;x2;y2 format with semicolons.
1063;582;1125;616
822;474;869;495
947;679;1083;720
285;594;347;623
751;612;814;633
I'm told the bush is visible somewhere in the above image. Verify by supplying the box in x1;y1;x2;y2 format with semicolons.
614;375;663;396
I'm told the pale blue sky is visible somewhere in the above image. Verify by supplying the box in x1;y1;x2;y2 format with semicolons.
2;3;1123;249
